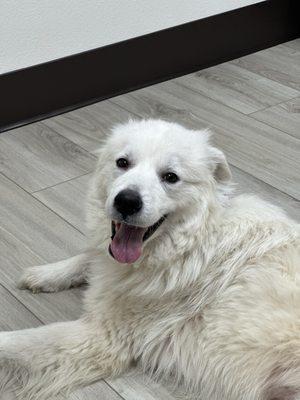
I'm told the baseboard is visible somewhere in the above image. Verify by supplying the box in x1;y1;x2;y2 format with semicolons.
1;0;299;133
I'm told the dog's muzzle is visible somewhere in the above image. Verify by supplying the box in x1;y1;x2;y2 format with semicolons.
109;216;166;264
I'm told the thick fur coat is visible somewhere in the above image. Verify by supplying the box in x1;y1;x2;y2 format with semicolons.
0;119;299;400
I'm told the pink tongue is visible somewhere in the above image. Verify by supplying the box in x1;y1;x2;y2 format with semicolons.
110;223;147;264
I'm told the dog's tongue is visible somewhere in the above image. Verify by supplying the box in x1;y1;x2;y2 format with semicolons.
110;223;147;264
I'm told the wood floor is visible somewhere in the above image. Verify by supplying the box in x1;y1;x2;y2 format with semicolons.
0;39;299;399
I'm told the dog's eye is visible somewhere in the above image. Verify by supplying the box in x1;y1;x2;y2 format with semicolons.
162;172;179;184
116;158;129;169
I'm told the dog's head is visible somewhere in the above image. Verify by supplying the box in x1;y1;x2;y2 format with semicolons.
90;119;231;264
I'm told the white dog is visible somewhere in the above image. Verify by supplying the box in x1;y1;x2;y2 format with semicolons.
0;119;299;400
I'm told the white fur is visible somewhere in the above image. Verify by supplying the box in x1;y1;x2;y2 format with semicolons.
1;119;299;400
18;253;90;293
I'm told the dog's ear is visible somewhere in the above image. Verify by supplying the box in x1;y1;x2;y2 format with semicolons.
209;146;232;182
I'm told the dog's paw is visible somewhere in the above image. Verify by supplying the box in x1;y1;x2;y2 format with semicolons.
18;260;86;293
18;266;63;293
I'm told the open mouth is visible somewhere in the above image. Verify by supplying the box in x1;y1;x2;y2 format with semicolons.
109;216;166;264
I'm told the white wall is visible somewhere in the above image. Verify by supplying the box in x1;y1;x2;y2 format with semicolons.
0;0;264;74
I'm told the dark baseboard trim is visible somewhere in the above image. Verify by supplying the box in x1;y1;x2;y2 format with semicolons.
1;0;299;133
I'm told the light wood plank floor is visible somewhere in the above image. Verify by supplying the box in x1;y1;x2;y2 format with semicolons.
0;39;299;399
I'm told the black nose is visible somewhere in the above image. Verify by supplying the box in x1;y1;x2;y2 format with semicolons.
114;189;143;218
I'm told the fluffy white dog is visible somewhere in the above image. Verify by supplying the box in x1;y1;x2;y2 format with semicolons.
0;119;299;400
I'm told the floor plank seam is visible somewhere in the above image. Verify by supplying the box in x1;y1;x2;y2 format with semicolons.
108;99;144;120
0;171;86;237
172;80;258;117
228;59;300;92
40;121;98;161
229;163;300;202
247;95;300;116
173;80;300;127
0;225;47;264
110;94;216;134
31;172;92;194
0;283;45;326
249;115;300;142
103;380;127;400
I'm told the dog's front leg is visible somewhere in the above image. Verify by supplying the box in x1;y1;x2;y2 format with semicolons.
18;252;93;293
0;318;132;400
